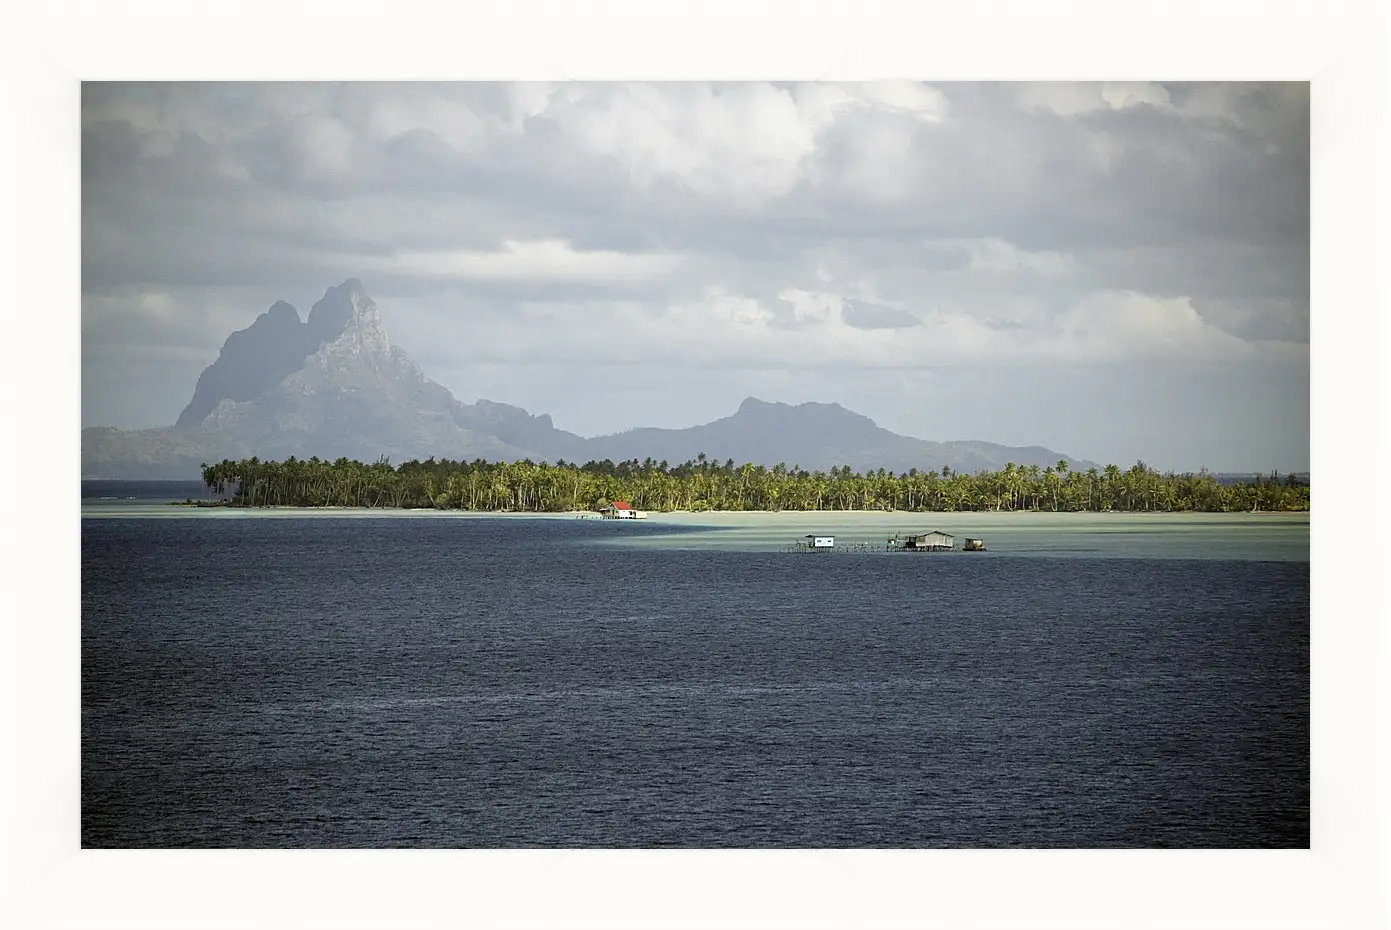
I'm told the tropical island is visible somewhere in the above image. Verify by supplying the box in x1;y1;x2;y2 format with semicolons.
194;455;1310;513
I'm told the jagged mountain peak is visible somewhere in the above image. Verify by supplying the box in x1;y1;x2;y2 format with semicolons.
734;397;869;425
306;278;385;348
175;297;311;428
265;300;301;324
176;278;394;429
735;396;780;414
736;396;850;412
474;398;555;430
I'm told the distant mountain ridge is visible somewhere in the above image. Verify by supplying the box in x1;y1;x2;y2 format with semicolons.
81;279;1097;479
583;397;1098;475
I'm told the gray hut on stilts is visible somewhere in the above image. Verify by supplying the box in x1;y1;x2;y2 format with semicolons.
888;530;955;551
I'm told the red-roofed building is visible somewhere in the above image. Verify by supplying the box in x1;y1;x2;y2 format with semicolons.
600;500;647;519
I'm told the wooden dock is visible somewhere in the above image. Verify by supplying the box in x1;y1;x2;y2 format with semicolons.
786;540;876;553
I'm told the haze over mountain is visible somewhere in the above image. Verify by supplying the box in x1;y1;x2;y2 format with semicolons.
81;280;1096;479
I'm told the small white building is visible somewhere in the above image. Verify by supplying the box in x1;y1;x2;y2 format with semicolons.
807;535;834;549
600;500;648;520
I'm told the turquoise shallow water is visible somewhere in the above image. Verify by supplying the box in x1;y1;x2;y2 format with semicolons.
601;511;1310;562
81;499;1309;562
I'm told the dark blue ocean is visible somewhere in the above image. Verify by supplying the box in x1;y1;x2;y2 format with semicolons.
81;513;1309;848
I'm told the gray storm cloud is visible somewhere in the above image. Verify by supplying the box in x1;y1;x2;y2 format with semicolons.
81;81;1309;472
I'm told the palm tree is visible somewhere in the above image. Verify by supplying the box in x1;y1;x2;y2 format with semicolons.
188;454;1309;515
1102;464;1121;510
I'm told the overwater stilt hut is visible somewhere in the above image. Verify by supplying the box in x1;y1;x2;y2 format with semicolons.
888;530;955;551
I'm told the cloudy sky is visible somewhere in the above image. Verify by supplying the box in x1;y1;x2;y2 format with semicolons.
81;81;1309;472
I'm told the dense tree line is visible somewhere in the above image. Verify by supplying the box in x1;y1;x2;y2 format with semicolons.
198;454;1310;513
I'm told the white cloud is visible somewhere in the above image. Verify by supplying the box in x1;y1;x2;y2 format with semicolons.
521;81;949;206
852;81;950;120
359;90;502;151
666;287;774;331
956;238;1076;277
391;284;1254;375
374;240;685;283
1016;81;1173;117
289;113;357;178
1052;291;1256;362
554;83;816;202
778;288;840;325
506;81;558;128
1170;82;1251;120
